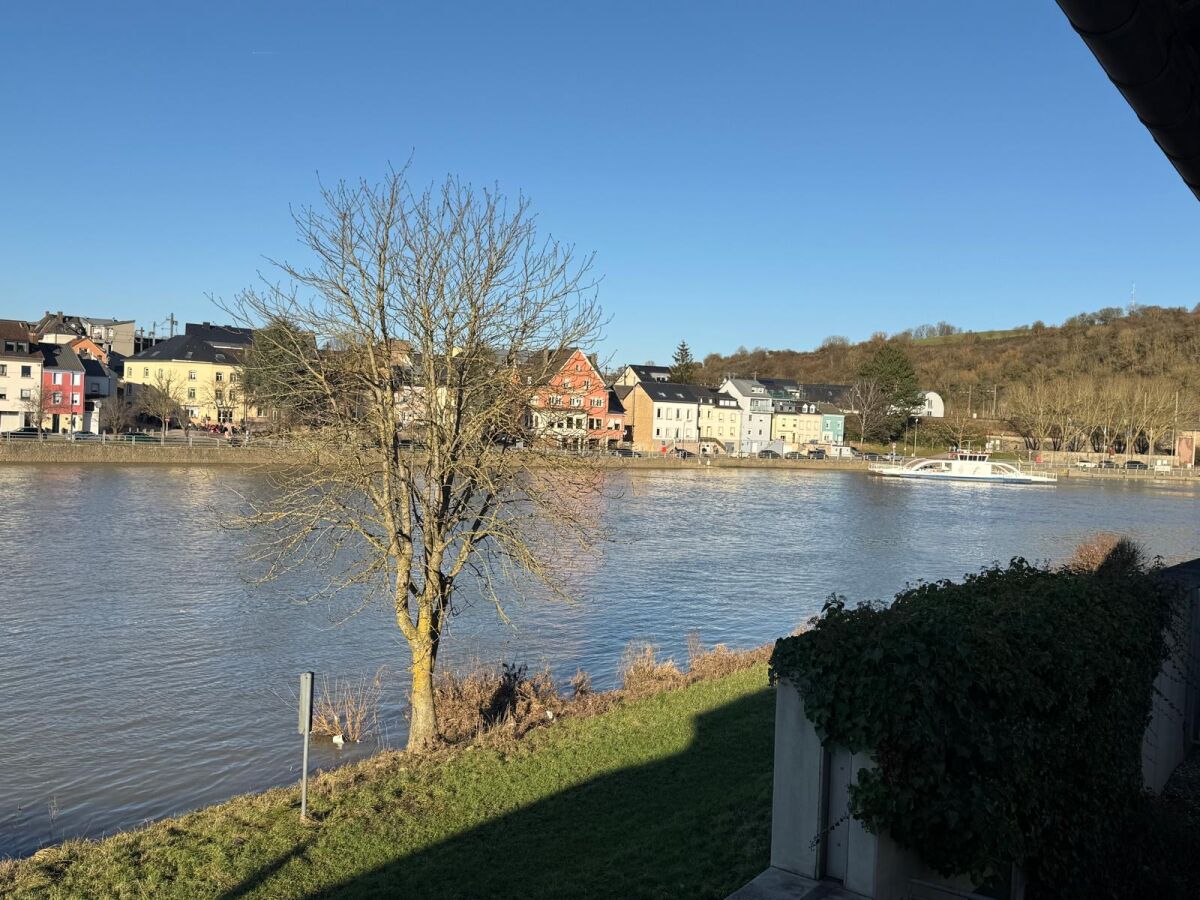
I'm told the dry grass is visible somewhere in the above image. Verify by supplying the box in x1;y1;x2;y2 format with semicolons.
311;668;386;742
1067;533;1147;575
432;635;773;748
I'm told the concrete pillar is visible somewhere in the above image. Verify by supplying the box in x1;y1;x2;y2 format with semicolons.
770;679;825;878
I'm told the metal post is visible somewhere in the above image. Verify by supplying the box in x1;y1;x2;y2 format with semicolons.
298;671;314;820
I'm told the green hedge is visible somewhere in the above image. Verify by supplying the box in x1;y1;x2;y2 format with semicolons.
769;559;1180;895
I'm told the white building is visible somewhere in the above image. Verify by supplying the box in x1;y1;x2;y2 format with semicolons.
719;377;774;455
917;390;945;418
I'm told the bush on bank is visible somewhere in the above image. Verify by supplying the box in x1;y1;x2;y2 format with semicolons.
769;556;1183;897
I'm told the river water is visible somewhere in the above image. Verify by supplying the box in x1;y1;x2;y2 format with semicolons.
1;465;1196;857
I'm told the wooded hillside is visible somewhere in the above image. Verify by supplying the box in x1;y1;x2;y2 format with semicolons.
695;305;1200;412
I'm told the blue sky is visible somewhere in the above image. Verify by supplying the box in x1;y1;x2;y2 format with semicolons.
1;1;1197;364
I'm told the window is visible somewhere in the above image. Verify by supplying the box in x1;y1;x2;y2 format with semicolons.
583;380;590;389
656;408;662;418
187;388;196;400
143;367;149;377
571;397;582;407
0;364;5;376
52;372;62;385
230;373;239;383
20;366;31;378
215;389;225;402
157;368;163;377
52;392;62;404
590;397;603;407
256;407;265;417
0;390;5;400
562;378;571;389
73;373;81;385
215;372;224;382
71;393;79;405
188;370;197;380
20;389;31;400
655;428;661;437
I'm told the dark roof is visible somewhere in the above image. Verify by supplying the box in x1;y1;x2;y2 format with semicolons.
625;364;671;382
81;358;112;379
796;383;852;407
128;333;242;365
184;322;255;347
759;377;802;394
639;382;709;404
39;342;85;372
606;388;626;415
0;319;33;343
1056;1;1200;201
696;387;740;407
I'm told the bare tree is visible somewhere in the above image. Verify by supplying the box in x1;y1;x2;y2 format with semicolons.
99;391;138;434
20;383;53;438
134;371;185;442
227;169;605;749
846;379;888;446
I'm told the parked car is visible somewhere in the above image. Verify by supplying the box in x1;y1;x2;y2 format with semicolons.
612;447;641;458
758;449;780;459
1123;459;1148;470
807;449;826;460
1075;460;1097;469
125;432;158;443
863;452;881;461
882;452;901;462
784;451;804;460
68;431;100;441
672;448;695;459
7;427;43;439
1098;459;1118;469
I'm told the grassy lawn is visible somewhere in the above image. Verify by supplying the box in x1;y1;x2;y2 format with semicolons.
1;666;774;900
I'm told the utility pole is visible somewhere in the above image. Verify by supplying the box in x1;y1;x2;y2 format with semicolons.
164;312;178;337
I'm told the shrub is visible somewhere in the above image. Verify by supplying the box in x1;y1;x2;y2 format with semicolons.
312;668;386;742
769;558;1181;896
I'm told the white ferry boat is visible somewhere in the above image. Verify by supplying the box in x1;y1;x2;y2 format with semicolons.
869;450;1057;485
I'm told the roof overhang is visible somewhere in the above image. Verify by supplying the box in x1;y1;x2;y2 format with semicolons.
1056;0;1200;200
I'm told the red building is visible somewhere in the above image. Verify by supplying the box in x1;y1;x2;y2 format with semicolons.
528;348;622;449
39;343;86;433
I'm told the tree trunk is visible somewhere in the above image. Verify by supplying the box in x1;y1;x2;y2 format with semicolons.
407;640;438;750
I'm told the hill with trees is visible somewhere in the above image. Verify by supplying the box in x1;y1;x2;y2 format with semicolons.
691;304;1200;454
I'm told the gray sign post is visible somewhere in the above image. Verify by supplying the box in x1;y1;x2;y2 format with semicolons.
298;671;314;820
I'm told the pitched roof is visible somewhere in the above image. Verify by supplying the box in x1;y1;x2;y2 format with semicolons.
606;388;626;415
0;319;33;343
184;322;255;347
639;382;709;404
625;364;671;382
39;342;85;372
127;333;243;365
796;383;852;407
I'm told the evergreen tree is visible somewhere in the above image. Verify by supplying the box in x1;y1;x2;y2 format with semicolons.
669;340;698;383
858;343;923;437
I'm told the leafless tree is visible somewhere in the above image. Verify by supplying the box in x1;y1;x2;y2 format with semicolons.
226;168;605;749
846;379;888;446
134;371;185;443
100;391;138;434
20;383;53;437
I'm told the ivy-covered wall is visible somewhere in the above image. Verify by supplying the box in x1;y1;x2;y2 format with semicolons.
769;559;1182;897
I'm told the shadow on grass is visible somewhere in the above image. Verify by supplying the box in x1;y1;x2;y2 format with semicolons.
300;687;775;900
218;836;314;900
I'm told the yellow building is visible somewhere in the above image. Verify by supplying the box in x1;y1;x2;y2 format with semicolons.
124;334;259;425
771;412;800;449
698;389;743;454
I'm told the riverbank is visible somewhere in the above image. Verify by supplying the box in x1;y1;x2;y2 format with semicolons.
0;442;291;466
0;664;772;899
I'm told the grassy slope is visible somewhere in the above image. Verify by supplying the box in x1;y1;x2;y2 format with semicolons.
1;667;774;900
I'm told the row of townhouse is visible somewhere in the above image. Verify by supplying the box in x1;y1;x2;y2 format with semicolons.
613;365;848;456
0;319;119;433
0;314;263;433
